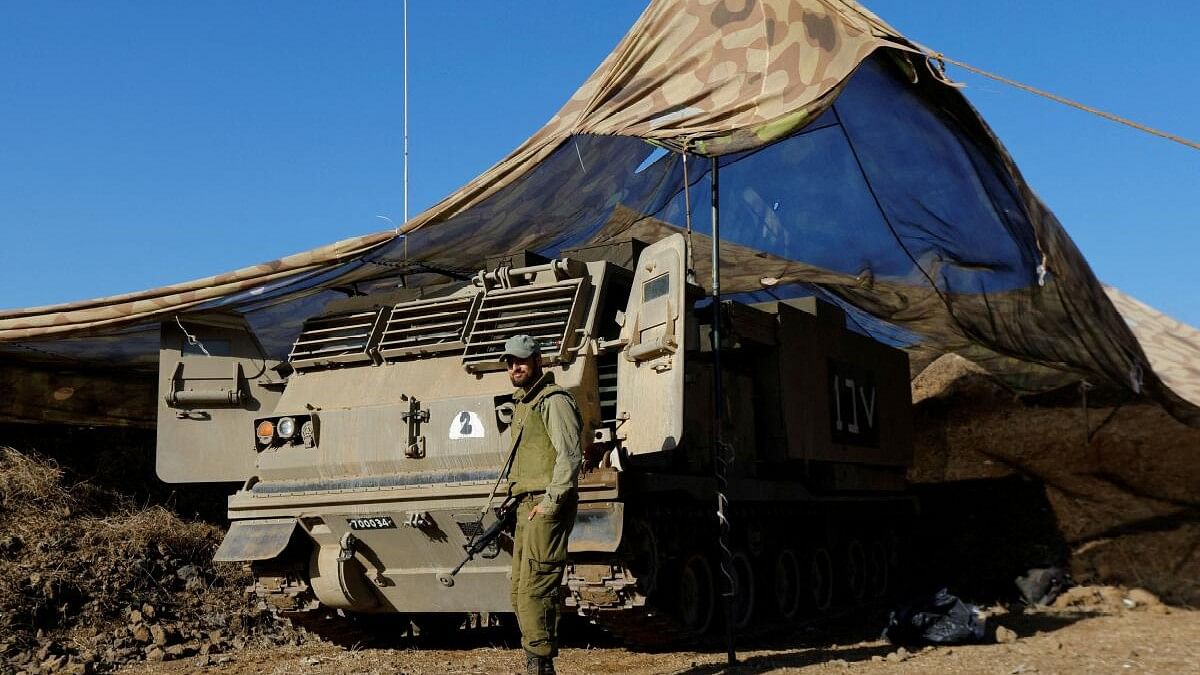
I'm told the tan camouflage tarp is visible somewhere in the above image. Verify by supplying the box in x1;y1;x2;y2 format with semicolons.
1104;286;1200;412
1;0;1196;427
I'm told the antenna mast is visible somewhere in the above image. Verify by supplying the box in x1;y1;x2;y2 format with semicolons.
402;0;409;259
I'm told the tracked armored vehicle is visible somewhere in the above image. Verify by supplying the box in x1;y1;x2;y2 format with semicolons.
156;234;913;641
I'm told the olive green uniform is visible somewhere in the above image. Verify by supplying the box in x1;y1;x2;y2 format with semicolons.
507;372;582;658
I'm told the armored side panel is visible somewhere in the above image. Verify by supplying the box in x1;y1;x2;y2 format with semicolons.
776;301;912;467
156;315;284;482
615;234;687;455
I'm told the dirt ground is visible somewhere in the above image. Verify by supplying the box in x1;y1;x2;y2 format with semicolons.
116;603;1200;674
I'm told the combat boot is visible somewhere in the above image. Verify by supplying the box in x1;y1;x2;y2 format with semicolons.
525;651;556;675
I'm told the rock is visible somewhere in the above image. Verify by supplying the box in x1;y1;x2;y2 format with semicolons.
127;609;143;624
131;625;151;644
141;603;157;620
36;642;58;660
164;644;188;658
63;662;92;675
146;647;165;662
996;626;1018;644
871;655;883;662
1125;588;1162;609
41;654;67;672
150;625;169;647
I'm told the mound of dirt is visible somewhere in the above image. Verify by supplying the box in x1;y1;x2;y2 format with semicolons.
910;355;1200;607
0;448;301;673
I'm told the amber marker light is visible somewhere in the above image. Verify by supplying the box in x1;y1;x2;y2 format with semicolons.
255;419;275;446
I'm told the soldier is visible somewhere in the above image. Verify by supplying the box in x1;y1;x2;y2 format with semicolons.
501;334;582;675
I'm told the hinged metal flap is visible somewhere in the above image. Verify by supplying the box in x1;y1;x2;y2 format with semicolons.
213;518;299;562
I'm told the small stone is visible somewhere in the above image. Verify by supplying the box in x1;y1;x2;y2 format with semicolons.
164;644;187;658
996;626;1018;644
195;654;212;667
886;650;903;663
944;648;954;656
150;625;169;647
871;655;883;662
131;625;151;643
127;609;143;624
1125;589;1161;608
141;603;157;620
146;647;165;662
830;658;849;667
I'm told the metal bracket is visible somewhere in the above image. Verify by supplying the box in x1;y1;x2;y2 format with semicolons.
164;361;247;408
401;396;430;458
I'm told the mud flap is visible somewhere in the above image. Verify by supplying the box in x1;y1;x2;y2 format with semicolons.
568;502;624;553
213;518;299;562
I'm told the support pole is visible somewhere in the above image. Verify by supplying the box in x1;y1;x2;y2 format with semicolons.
709;156;736;666
402;0;410;260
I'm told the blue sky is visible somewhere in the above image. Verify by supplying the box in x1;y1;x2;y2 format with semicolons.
1;1;1196;326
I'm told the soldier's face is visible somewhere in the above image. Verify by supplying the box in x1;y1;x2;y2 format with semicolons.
505;355;540;388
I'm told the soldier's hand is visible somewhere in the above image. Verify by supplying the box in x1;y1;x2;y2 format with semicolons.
527;504;542;520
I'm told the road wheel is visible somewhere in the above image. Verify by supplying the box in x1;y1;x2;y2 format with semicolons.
730;550;756;630
807;547;833;613
845;539;868;603
676;553;716;635
868;539;890;598
771;548;803;621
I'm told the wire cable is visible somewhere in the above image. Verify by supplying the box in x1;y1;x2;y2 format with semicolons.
928;52;1200;152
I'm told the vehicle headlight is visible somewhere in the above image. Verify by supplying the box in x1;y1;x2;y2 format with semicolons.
277;416;297;439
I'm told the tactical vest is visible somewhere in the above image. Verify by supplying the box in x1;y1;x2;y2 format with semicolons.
508;378;571;497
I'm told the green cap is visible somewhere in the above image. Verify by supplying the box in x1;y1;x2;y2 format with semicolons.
499;334;540;361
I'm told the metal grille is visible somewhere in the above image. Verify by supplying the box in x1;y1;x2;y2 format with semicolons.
462;279;585;372
378;294;479;360
597;352;619;423
455;519;484;538
288;309;385;370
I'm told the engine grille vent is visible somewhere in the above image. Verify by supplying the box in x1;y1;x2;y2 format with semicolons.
462;279;586;372
379;294;480;360
288;309;385;370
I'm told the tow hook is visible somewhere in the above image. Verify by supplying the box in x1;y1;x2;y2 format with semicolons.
336;532;358;563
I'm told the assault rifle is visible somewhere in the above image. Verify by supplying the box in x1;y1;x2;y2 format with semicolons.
448;494;519;577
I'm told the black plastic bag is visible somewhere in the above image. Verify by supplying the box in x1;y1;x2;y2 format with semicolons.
884;588;987;645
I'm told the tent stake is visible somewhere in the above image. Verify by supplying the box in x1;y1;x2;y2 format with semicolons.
709;156;736;666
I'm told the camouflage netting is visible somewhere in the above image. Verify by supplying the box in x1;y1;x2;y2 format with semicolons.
1;0;1197;427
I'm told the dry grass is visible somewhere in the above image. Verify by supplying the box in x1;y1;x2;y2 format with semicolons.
0;447;237;649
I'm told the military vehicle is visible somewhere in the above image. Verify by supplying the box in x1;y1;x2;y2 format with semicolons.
156;233;913;642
